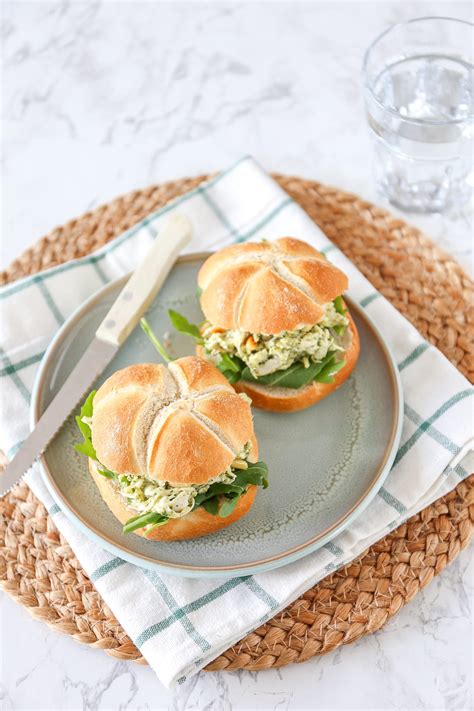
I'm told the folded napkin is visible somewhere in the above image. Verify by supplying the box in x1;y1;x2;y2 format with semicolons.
1;157;472;687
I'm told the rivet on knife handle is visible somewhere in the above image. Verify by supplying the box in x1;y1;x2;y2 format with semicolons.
96;214;192;347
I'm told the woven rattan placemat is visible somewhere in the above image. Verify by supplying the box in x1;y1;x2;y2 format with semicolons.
0;174;472;672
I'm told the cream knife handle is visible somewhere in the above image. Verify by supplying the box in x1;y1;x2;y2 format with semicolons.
95;214;192;346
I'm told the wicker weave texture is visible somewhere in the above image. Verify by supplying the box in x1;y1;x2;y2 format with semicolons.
0;174;472;672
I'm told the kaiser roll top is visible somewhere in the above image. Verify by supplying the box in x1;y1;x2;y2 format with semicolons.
91;356;258;486
198;237;348;334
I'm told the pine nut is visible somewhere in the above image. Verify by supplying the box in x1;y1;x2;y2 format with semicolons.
232;459;248;470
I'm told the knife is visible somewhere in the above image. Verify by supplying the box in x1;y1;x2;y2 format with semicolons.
0;213;192;496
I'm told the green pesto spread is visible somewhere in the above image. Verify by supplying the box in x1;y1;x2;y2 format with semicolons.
113;443;251;519
203;302;348;378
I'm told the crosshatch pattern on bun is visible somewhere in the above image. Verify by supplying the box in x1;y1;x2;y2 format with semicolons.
198;237;349;334
91;357;258;486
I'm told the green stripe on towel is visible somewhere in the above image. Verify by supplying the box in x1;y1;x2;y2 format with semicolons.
244;578;279;611
398;343;429;371
236;198;293;243
0;348;31;404
323;541;344;557
200;188;241;240
135;577;247;648
144;571;211;653
90;558;126;582
33;276;64;326
404;403;460;456
360;293;381;308
378;487;407;514
0;352;45;377
394;389;473;466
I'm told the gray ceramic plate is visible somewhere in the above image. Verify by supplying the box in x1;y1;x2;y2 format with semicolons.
32;253;403;578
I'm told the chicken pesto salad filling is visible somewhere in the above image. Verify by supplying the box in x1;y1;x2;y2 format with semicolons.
169;296;351;390
75;391;268;535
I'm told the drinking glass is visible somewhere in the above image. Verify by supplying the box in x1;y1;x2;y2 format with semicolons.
363;17;473;213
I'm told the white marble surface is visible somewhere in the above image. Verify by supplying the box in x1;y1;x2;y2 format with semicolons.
1;1;473;709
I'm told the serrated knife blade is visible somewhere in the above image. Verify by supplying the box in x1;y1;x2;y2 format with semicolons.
0;338;117;495
1;213;192;497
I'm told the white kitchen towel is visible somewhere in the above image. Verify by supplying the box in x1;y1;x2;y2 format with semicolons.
1;156;472;688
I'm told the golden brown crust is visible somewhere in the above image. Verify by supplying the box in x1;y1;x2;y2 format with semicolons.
92;389;148;475
197;237;348;334
275;236;320;258
148;408;235;486
194;390;258;458
91;357;257;484
89;459;257;541
238;266;324;333
93;363;175;407
198;243;272;289
199;263;262;332
169;355;233;394
234;312;360;412
282;259;348;305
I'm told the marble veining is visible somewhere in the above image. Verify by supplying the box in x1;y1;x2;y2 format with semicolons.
1;0;472;708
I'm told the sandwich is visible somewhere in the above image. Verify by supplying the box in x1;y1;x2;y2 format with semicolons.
170;237;360;412
75;355;268;541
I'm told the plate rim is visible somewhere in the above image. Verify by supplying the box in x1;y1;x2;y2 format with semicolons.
31;252;404;578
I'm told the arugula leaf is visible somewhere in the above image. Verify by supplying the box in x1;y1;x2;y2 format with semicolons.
75;392;118;481
215;354;245;384
74;390;97;459
333;295;346;315
315;356;346;383
193;482;244;509
74;439;96;459
201;497;219;515
333;296;347;336
168;309;203;343
123;511;169;534
218;353;242;373
220;370;241;384
240;352;335;389
218;495;239;518
193;460;269;519
96;468;115;479
233;461;269;489
140;317;172;362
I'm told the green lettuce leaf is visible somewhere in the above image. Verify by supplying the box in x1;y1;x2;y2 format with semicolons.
140;317;172;362
333;295;347;335
218;495;240;518
75;391;116;479
212;340;346;389
74;390;97;459
333;295;346;315
233;461;269;489
168;309;203;343
96;468;116;480
218;353;242;373
122;511;169;534
315;355;346;383
215;353;245;384
193;461;269;518
240;351;336;389
201;497;220;515
123;461;269;530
